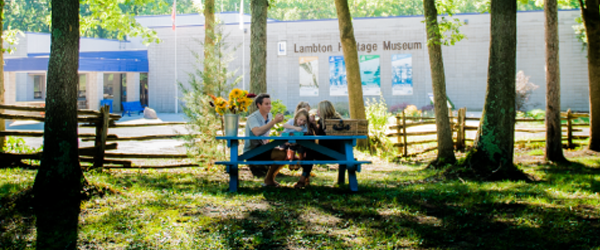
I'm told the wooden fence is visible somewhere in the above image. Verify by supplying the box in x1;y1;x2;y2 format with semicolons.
0;104;194;169
388;107;590;158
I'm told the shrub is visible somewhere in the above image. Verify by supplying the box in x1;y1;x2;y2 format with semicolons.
333;102;350;118
389;102;409;114
516;70;539;112
365;97;394;156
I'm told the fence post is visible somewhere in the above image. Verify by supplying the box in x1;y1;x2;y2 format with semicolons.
567;108;573;149
93;105;110;170
395;114;402;155
456;107;465;150
402;110;408;157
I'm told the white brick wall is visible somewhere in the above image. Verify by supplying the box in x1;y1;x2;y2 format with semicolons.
148;10;590;113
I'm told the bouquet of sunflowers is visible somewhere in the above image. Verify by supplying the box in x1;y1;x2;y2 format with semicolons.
210;88;255;115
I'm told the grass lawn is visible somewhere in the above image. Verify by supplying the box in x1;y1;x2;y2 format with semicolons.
2;152;600;249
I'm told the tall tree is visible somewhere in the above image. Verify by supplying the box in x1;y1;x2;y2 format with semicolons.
204;0;216;95
423;0;457;166
334;0;367;148
577;0;600;151
463;0;524;179
1;0;5;150
32;0;83;248
250;0;268;94
545;0;567;162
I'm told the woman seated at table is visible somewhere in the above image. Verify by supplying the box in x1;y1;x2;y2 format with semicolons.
294;100;343;188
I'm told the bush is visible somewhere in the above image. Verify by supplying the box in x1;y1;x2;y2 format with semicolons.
516;70;539;111
365;97;394;156
389;102;409;114
333;102;350;118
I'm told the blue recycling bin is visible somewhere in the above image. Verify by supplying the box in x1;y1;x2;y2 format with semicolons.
100;99;113;113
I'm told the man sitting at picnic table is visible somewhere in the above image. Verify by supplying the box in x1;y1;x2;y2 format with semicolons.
243;93;285;187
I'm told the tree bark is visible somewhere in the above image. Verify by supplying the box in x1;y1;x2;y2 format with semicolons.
579;0;600;151
423;0;456;165
33;0;83;248
465;0;524;179
250;0;268;95
203;0;215;95
334;0;367;148
0;0;5;150
545;0;567;162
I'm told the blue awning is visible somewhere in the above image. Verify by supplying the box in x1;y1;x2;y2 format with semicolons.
4;50;149;72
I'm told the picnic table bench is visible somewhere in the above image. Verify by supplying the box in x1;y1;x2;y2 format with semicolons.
216;135;371;192
121;101;146;117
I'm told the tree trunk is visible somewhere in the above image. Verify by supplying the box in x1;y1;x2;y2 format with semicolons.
545;0;567;162
33;0;83;248
579;0;600;151
423;0;456;165
250;0;268;95
465;0;524;180
334;0;367;148
0;0;5;150
203;0;215;95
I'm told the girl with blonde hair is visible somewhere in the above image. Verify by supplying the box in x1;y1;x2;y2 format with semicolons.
294;100;343;188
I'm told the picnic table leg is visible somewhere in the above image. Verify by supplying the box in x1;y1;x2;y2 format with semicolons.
229;164;239;192
228;140;239;192
348;165;358;192
344;140;359;191
338;164;346;185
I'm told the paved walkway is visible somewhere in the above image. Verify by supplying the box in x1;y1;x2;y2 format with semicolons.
5;113;190;154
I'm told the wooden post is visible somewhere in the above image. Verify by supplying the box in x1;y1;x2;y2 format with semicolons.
567;108;573;149
456;107;465;150
93;105;110;170
395;114;402;154
402;110;407;157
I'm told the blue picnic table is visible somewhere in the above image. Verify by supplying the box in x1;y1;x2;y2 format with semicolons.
215;135;371;192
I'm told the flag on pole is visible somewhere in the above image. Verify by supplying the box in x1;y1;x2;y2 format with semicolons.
171;0;177;31
239;0;244;30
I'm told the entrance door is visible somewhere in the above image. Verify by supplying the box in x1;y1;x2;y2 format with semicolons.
140;73;148;107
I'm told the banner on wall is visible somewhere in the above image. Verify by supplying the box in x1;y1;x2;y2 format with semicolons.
391;54;413;95
299;56;319;96
328;56;348;96
359;55;381;95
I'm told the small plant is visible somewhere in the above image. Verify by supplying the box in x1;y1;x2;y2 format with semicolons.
365;96;394;157
389;102;409;114
2;137;43;165
404;105;422;117
333;102;350;118
516;70;539;112
270;100;288;136
270;99;288;116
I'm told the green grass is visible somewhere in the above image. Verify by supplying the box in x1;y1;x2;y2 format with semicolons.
2;157;600;249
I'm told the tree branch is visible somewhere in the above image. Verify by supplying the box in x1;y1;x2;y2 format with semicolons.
578;0;586;10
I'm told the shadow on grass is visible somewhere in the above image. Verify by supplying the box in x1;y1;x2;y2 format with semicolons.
3;162;600;249
0;186;35;249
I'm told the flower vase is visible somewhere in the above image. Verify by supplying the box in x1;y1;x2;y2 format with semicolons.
224;114;240;137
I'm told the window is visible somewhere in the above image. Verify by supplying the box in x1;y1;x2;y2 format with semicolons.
33;75;45;99
78;74;87;99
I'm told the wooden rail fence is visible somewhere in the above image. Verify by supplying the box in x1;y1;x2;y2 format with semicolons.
389;107;590;158
0;104;193;169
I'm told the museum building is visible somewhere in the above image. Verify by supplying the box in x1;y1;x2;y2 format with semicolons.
3;10;590;113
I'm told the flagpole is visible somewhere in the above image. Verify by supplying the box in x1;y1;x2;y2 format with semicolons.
240;0;245;91
173;0;178;114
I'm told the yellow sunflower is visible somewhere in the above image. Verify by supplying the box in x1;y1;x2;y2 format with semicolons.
230;88;244;100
